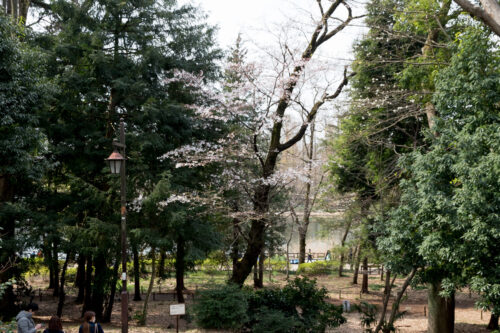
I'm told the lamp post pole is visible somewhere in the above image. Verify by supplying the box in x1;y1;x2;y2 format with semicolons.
118;118;128;333
106;118;128;333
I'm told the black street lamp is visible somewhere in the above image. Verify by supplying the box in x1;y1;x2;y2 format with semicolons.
106;118;128;333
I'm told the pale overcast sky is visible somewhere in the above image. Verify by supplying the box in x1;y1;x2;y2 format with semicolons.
187;0;367;60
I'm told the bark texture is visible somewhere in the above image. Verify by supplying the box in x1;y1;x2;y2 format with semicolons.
428;281;455;333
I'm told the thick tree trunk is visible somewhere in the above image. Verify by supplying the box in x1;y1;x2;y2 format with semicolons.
428;281;455;333
56;253;70;317
133;246;141;301
103;256;120;323
76;255;86;303
175;237;186;303
158;249;165;279
487;314;499;330
90;255;106;320
230;202;267;286
140;247;156;326
82;256;93;316
361;256;369;293
0;177;18;318
298;229;307;264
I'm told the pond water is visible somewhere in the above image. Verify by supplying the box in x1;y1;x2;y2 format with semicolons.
283;213;346;254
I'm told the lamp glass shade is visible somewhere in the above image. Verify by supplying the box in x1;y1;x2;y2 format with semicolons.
106;150;124;174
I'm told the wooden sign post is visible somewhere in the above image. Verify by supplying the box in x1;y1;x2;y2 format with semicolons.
170;303;185;333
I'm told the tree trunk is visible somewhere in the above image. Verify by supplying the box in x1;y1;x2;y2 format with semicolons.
90;255;106;320
52;243;60;297
383;270;391;295
352;246;361;285
298;228;307;265
381;266;384;281
103;256;120;323
254;250;265;288
133;246;141;301
487;314;499;330
47;246;55;290
158;249;165;279
361;256;369;293
338;221;351;277
428;281;455;333
374;272;396;333
231;216;240;273
56;252;70;317
82;256;93;316
140;247;156;326
175;237;185;303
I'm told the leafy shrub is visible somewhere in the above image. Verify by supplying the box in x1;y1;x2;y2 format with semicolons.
192;283;249;330
251;307;301;333
0;320;16;333
193;277;345;333
297;260;338;276
247;277;345;332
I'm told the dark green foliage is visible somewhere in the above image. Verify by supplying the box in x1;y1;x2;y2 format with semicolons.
193;283;249;330
193;277;345;332
380;26;500;311
251;307;301;333
247;277;345;333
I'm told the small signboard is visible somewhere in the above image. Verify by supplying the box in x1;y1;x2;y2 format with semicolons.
170;303;185;316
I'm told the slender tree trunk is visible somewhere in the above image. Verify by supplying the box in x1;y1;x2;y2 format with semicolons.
140;247;156;326
231;216;240;273
257;250;265;288
381;266;384;281
175;237;186;303
352;245;361;285
133;246;141;301
374;272;396;333
383;270;391;295
428;281;455;333
52;243;60;297
82;256;93;316
56;252;70;317
487;314;499;330
75;254;85;287
47;246;55;289
375;268;417;333
103;256;120;323
361;256;369;293
338;221;351;277
286;223;294;280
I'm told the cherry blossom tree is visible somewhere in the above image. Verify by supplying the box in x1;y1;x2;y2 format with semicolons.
162;0;362;285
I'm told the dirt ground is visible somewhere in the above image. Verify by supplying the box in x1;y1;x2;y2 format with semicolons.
25;271;492;333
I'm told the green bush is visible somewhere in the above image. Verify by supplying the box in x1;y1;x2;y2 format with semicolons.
297;260;338;276
192;283;249;330
247;277;345;332
0;320;16;333
251;307;301;333
193;277;345;333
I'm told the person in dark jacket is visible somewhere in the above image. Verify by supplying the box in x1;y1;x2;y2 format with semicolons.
16;303;43;333
79;311;104;333
43;316;64;333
